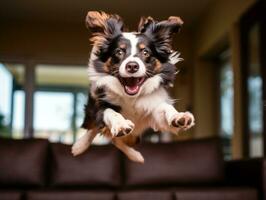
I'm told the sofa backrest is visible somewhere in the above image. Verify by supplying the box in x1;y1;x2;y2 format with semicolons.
0;138;48;187
49;143;121;188
0;137;224;189
124;138;224;187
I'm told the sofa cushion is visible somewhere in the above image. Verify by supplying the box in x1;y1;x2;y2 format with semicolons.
117;191;173;200
50;143;121;187
0;191;22;200
175;187;258;200
125;138;224;186
0;138;48;187
27;191;114;200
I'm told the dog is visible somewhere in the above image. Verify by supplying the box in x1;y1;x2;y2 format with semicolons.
71;11;195;163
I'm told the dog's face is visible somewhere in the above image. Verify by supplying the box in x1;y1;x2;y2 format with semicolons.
87;11;183;96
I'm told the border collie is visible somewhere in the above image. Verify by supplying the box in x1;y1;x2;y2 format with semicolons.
72;11;195;163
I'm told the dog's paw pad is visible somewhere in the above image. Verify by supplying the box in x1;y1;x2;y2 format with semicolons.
111;119;134;137
125;128;133;134
187;118;192;126
116;127;133;137
171;112;195;130
177;117;186;126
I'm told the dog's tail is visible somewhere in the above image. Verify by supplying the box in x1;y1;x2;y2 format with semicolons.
71;129;97;156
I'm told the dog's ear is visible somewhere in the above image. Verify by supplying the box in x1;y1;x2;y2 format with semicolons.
138;16;155;33
155;16;183;35
86;11;124;36
139;16;183;35
138;16;183;61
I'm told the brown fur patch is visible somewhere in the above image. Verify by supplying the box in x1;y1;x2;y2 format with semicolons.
138;16;154;32
103;58;112;72
100;127;112;137
120;134;141;147
154;59;162;72
86;11;123;48
138;43;146;50
86;11;110;33
119;43;127;49
82;120;96;130
90;34;107;47
168;16;184;25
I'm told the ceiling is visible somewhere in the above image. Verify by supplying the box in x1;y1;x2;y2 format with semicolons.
0;0;213;28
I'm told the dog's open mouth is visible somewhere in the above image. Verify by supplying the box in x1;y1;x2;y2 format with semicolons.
119;77;146;95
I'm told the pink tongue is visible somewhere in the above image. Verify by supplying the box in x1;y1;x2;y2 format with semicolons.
125;85;139;95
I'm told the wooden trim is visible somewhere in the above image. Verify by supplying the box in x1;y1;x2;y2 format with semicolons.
260;0;266;156
72;92;78;142
24;62;35;138
229;23;244;159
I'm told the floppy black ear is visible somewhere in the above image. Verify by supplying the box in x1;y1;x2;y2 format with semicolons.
139;16;183;35
138;16;155;33
138;16;183;61
155;16;183;35
86;11;124;36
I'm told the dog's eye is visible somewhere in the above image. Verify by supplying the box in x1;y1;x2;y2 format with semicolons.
142;49;150;57
115;49;124;57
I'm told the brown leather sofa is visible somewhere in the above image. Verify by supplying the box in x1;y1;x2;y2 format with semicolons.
0;137;263;200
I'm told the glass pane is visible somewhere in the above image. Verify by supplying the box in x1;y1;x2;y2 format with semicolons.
34;91;74;143
219;51;234;159
76;92;87;132
248;23;263;157
0;63;25;138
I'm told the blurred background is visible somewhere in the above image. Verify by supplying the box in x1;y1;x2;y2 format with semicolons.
0;0;265;160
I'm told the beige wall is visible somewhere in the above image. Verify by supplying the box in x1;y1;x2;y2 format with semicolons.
0;22;89;64
194;0;256;56
173;29;194;112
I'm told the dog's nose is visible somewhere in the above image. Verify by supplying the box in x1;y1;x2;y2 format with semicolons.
126;62;139;73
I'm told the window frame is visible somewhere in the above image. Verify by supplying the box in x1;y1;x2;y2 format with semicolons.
240;0;266;158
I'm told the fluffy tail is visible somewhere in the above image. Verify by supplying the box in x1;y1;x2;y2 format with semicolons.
71;129;97;156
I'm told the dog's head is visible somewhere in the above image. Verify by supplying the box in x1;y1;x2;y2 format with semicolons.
87;11;183;96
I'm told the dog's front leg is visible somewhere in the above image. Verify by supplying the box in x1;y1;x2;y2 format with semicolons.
103;108;135;137
152;102;195;133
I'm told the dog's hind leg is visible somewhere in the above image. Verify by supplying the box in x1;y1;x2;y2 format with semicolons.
112;137;144;164
72;129;97;156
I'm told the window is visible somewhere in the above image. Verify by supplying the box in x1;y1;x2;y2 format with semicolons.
0;63;25;138
34;91;74;143
219;50;234;159
247;23;263;157
34;65;88;144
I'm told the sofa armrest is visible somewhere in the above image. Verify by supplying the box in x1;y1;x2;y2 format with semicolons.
225;158;263;188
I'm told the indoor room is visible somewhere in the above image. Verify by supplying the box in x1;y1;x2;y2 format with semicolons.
0;0;265;199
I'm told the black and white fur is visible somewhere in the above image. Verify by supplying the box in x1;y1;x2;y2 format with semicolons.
72;11;195;163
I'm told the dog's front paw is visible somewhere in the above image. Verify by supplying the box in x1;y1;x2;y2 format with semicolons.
171;112;195;130
111;119;135;137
